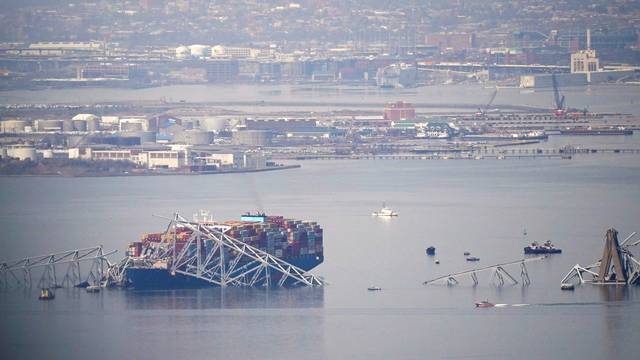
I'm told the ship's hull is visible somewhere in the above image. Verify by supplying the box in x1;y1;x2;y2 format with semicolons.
524;247;562;254
559;129;632;136
126;254;323;290
462;134;548;141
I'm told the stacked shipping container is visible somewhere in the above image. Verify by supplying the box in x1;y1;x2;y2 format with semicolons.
126;215;324;264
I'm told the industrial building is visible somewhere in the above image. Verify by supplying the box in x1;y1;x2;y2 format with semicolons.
206;59;239;82
384;101;416;121
91;149;187;169
0;119;29;133
244;118;317;131
77;64;141;80
521;30;639;88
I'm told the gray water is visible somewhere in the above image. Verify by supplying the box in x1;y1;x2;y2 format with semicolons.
1;151;640;359
2;83;640;115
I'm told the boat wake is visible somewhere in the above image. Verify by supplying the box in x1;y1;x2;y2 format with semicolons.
493;303;530;308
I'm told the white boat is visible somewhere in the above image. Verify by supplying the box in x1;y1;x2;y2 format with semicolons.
86;285;101;293
372;203;398;217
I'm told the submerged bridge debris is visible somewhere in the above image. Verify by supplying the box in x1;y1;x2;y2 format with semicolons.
562;229;640;286
0;246;116;289
0;213;325;290
423;257;545;287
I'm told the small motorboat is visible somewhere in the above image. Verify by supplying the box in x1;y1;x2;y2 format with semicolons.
466;256;480;262
367;286;382;291
425;246;436;256
560;283;575;291
475;300;494;308
372;203;398;217
435;259;440;264
86;284;101;293
463;251;471;256
38;288;55;300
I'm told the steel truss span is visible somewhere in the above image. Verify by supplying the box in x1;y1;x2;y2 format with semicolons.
0;246;115;289
423;257;545;287
562;229;640;286
0;213;324;290
129;214;324;288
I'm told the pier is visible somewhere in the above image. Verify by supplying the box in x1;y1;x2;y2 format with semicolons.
280;147;640;161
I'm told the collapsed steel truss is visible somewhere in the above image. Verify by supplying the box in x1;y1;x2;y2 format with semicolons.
0;213;324;290
423;257;544;287
132;214;324;287
562;229;640;286
0;246;115;289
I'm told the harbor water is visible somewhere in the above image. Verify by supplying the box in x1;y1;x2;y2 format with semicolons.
1;146;640;359
1;83;640;114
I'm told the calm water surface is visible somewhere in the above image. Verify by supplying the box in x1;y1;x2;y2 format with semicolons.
2;83;640;115
1;149;640;359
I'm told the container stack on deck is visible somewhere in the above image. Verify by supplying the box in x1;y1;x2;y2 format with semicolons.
223;216;323;260
127;215;324;264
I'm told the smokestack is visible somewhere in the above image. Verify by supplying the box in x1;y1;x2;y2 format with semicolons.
587;29;591;50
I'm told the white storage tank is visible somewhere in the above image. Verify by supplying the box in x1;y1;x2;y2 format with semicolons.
232;130;272;146
72;119;87;131
6;145;37;161
72;114;99;122
189;44;210;58
86;117;99;132
175;46;189;59
199;117;229;131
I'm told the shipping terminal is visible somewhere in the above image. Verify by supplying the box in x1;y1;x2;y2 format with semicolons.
123;212;324;289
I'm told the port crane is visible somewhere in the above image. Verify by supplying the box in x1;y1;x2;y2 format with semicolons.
561;229;640;286
423;256;545;287
476;87;498;116
551;73;566;117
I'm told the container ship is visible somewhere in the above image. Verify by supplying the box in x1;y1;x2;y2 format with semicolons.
559;127;633;136
462;130;548;141
125;213;324;289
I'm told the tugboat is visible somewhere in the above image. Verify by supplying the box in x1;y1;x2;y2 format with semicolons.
371;203;398;217
524;240;562;254
38;288;55;300
475;300;494;308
